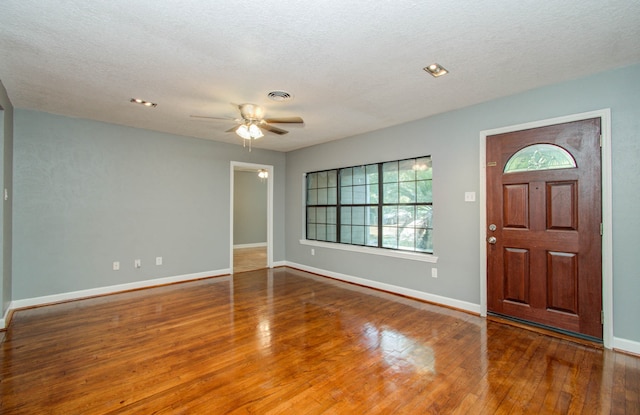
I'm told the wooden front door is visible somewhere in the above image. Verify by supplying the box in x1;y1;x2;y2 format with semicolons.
486;118;603;340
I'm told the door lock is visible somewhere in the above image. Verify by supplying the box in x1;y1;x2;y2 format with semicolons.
488;224;497;231
487;236;497;244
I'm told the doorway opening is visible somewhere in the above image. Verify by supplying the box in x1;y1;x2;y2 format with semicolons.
230;162;273;273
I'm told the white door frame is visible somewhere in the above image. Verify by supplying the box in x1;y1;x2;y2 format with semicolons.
478;109;613;348
230;161;274;272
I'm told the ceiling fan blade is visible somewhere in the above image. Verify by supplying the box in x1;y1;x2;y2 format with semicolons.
190;115;236;121
259;123;289;135
225;125;241;133
263;116;304;124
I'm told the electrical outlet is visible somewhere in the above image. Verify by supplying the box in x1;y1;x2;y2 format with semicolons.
156;256;163;266
431;268;438;278
113;261;120;271
464;192;476;202
135;259;141;268
311;249;315;256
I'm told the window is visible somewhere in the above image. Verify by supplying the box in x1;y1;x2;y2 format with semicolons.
306;156;433;254
504;144;576;173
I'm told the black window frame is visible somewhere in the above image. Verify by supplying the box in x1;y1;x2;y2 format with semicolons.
305;156;433;254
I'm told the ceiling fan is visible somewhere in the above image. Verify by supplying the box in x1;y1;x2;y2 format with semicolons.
191;103;304;149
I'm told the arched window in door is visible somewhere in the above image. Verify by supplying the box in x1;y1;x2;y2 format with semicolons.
504;143;576;173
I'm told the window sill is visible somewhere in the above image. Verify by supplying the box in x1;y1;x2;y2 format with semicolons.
299;239;438;263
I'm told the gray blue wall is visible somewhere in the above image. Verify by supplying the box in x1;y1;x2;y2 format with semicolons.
233;170;267;246
285;64;640;344
0;80;14;319
12;110;285;299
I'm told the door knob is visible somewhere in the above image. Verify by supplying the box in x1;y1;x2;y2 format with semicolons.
487;236;497;244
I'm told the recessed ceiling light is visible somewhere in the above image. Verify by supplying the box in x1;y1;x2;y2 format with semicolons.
423;63;448;78
130;98;157;107
267;90;293;102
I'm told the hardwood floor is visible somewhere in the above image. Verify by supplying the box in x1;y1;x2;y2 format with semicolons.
233;246;267;273
1;267;638;414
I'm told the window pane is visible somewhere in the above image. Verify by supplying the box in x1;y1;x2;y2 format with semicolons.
326;225;337;242
383;161;398;183
420;230;431;249
382;226;398;248
326;207;337;224
366;164;378;184
327;187;337;204
399;159;416;182
316;207;326;224
317;188;328;204
399;181;416;203
416;205;433;229
398;227;415;250
504;144;576;173
383;206;397;225
317;224;326;241
416;180;432;203
307;207;316;223
341;225;351;243
367;184;379;203
341;167;353;186
307;189;317;205
366;206;378;226
327;170;337;187
307;173;318;189
352;226;365;245
353;185;366;204
383;183;398;203
398;206;414;227
341;186;353;204
352;206;365;225
307;224;316;240
366;226;378;246
317;171;327;188
416;227;431;252
415;157;432;180
353;166;366;185
341;207;352;224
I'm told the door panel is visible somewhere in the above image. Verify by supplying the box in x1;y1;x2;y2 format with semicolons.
503;248;529;303
487;118;602;340
503;184;529;228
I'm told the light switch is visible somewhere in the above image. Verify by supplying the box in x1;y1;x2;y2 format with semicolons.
464;192;476;202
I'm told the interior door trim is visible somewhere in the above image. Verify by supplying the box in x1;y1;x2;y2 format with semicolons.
230;161;274;272
478;109;612;348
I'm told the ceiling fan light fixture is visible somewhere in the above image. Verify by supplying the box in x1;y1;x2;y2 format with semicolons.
236;124;251;140
423;63;448;78
248;123;264;139
236;123;264;140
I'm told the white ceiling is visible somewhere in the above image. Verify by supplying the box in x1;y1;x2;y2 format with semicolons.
1;0;639;152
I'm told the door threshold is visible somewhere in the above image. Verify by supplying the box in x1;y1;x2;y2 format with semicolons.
487;313;603;349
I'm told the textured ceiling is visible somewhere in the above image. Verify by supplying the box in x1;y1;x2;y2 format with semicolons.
1;0;639;152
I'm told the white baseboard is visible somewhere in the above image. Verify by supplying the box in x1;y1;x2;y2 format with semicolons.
233;242;267;249
8;268;231;313
613;336;640;356
284;261;481;314
272;260;287;267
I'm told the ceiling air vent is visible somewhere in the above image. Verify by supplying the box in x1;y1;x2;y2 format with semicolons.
267;90;293;102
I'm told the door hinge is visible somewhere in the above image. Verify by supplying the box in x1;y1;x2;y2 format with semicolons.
601;310;604;325
600;223;603;236
599;134;603;148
